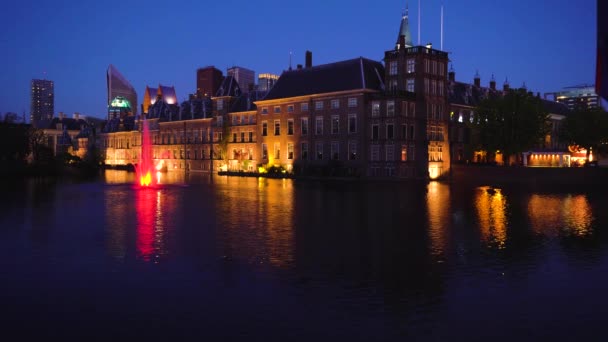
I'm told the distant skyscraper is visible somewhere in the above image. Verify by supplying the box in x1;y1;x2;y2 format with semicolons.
227;66;255;93
544;85;600;110
258;73;279;92
107;64;137;120
197;66;224;98
30;79;54;123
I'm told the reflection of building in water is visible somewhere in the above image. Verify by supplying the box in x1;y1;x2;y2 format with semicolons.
528;194;592;237
475;187;508;249
217;177;294;268
105;189;131;259
426;181;450;258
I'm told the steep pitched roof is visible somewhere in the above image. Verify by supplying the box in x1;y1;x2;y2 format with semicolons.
216;76;242;97
397;8;413;47
263;57;385;101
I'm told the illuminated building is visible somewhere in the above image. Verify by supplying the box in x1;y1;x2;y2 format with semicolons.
258;73;279;92
107;64;137;119
30;79;54;124
36;112;90;157
544;85;600;110
447;69;571;167
142;84;178;114
196;66;224;98
227;66;255;93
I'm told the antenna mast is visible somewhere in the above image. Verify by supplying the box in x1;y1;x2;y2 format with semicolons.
441;3;444;50
418;0;421;45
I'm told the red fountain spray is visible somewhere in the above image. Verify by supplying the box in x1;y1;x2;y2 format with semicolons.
137;117;154;187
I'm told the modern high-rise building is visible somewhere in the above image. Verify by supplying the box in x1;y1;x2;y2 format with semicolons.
30;79;54;123
544;85;600;110
107;64;138;120
257;73;279;92
196;66;224;98
227;66;255;93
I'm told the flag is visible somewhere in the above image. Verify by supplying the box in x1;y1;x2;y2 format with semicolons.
597;0;608;101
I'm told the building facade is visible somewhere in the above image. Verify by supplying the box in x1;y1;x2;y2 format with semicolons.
31;79;54;124
196;66;224;98
544;85;600;110
258;73;279;92
107;65;138;119
100;8;454;180
227;66;255;93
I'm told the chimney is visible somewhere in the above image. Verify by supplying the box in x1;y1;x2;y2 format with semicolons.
503;78;510;92
305;50;312;68
448;64;455;82
474;71;481;87
489;74;496;90
297;64;302;70
59;112;65;120
73;112;80;120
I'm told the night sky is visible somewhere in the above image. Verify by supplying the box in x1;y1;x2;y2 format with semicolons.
0;0;597;119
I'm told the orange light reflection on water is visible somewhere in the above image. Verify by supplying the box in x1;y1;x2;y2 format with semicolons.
528;194;593;237
475;187;508;249
426;181;450;258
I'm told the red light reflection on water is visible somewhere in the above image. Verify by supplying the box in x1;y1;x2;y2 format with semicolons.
136;188;157;261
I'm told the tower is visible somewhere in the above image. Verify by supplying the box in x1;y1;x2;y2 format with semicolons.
30;79;54;124
384;8;451;179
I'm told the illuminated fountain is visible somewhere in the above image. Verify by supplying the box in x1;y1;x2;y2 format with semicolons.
136;117;155;187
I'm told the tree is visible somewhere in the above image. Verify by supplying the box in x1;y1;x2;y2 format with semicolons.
561;107;608;161
472;89;549;164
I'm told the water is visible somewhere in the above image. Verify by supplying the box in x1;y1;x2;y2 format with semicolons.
1;171;607;340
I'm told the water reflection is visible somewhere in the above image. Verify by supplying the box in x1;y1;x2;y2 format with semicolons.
475;186;508;249
215;177;295;268
135;189;167;262
528;194;593;237
426;181;450;259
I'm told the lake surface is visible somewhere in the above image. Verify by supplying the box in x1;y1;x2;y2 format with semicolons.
1;170;607;340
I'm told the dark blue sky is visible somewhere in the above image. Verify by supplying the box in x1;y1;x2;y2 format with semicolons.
0;0;597;119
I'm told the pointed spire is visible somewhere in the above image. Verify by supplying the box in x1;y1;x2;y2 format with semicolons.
396;3;413;48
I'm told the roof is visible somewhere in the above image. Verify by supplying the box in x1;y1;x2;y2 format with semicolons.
263;57;385;101
37;117;89;131
397;9;413;47
449;80;571;115
229;91;267;113
216;76;242;97
159;85;177;104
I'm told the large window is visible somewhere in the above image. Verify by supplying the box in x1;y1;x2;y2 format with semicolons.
315;101;323;110
407;58;415;73
301;117;309;135
301;142;308;160
287;119;294;135
262;121;268;136
348;141;357;160
387;124;394;140
371;145;380;161
274;142;280;160
387;101;395;117
301;103;309;111
348;114;357;133
372;101;380;117
331;115;339;134
348;98;357;107
389;61;398;75
315;117;323;135
316;142;323;160
288;143;294;160
274;106;281;114
331;99;340;109
372;124;379;141
274;120;281;135
406;79;415;92
262;143;268;160
331;141;339;160
386;144;394;161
